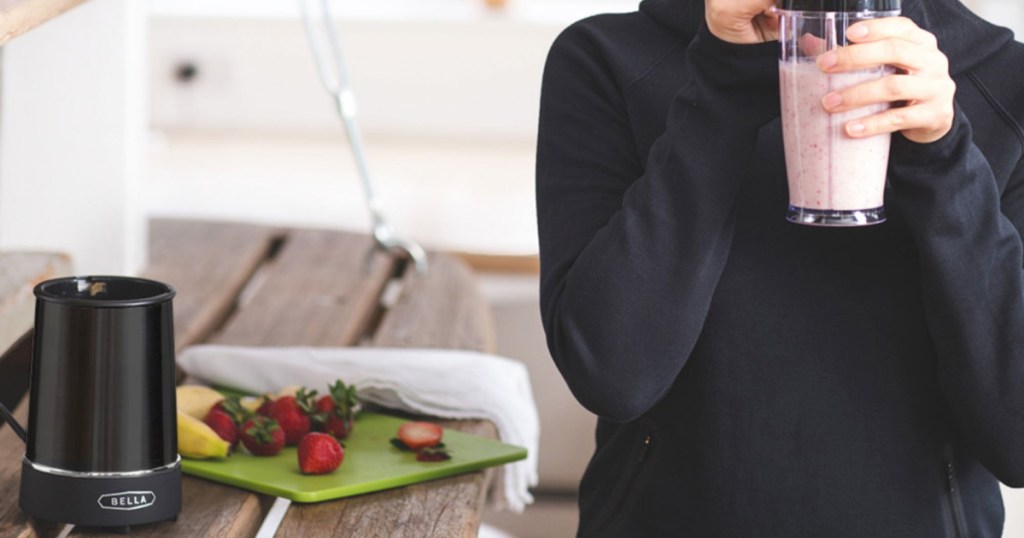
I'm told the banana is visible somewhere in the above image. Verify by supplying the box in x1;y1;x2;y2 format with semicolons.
240;396;263;414
276;385;301;398
177;385;225;419
177;411;230;459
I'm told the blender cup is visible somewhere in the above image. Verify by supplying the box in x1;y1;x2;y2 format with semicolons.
777;0;901;226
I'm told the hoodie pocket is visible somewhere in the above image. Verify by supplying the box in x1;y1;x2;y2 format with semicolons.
942;443;968;538
586;418;659;535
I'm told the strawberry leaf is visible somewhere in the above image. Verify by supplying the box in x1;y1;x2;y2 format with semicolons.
416;447;452;462
309;410;329;427
219;395;253;425
245;417;280;444
329;380;360;418
295;387;319;415
390;438;413;452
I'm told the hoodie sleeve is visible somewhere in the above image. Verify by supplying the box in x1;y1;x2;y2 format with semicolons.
888;109;1024;487
536;22;777;422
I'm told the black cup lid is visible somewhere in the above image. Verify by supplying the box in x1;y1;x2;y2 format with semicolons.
776;0;900;11
34;276;176;308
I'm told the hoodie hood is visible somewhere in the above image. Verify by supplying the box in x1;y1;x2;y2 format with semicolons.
637;0;1014;75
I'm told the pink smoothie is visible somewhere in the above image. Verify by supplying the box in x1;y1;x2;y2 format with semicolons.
779;62;891;212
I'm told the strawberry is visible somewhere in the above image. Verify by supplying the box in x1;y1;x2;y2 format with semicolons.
203;408;239;450
241;416;285;456
396;421;443;451
322;408;352;440
267;388;318;446
315;380;359;440
256;395;276;417
297;432;344;475
211;395;252;427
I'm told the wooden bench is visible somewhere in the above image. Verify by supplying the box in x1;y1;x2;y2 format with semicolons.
0;218;500;537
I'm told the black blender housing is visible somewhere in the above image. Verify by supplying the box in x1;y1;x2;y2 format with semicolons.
18;276;181;528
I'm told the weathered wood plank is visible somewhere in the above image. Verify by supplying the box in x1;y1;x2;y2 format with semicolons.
278;253;499;538
0;0;89;46
144;219;281;352
0;398;67;538
449;251;539;275
373;253;496;354
275;472;489;538
0;252;72;358
210;228;397;347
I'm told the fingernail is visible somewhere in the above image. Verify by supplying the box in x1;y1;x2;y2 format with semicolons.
817;52;837;70
822;93;843;110
847;25;868;39
848;122;865;135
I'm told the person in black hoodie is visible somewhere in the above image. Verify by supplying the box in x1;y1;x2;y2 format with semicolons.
536;0;1024;535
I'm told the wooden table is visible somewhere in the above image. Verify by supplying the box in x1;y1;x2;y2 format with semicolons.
0;219;499;538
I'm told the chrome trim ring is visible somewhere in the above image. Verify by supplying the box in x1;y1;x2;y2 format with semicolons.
24;455;181;478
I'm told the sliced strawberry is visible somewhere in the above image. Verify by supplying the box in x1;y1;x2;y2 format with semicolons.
397;421;443;451
204;408;239;450
241;416;285;456
297;432;344;475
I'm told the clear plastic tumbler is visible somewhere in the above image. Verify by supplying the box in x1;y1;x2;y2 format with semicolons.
777;0;901;226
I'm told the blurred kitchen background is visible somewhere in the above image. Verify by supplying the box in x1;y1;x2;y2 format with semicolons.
0;0;1021;536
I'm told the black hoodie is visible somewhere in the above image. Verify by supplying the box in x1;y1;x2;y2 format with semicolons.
536;0;1024;535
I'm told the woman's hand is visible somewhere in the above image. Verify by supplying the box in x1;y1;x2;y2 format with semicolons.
705;0;779;44
817;17;956;144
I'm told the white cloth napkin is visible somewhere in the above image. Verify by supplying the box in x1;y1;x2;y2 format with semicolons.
177;345;539;512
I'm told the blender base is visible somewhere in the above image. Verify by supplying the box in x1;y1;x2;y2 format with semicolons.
19;457;181;527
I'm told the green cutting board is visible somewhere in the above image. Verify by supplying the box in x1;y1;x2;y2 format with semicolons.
181;412;527;503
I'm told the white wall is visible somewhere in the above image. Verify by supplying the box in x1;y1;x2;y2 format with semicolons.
147;0;636;141
0;0;147;275
965;0;1024;36
149;17;555;141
